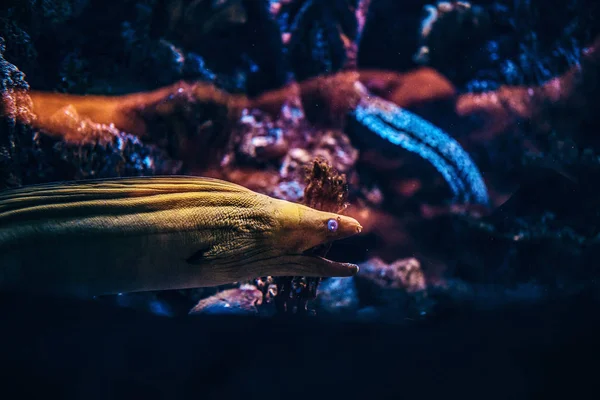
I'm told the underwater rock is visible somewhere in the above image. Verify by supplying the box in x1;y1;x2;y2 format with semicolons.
314;277;360;316
280;128;358;180
443;163;600;295
0;36;38;188
2;0;285;95
354;257;431;319
46;104;181;179
358;68;456;109
454;36;600;166
25;81;235;171
107;84;234;172
5;0;83;28
0;36;180;186
150;0;287;96
13;75;358;189
233;108;290;164
271;180;305;203
484;0;600;89
223;93;359;193
277;0;359;81
298;72;362;127
413;1;491;84
0;37;32;126
121;2;223;90
189;285;264;316
359;0;599;93
356;257;427;294
0;17;38;80
0;0;98;92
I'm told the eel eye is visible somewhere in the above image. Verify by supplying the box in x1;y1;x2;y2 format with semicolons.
327;218;339;232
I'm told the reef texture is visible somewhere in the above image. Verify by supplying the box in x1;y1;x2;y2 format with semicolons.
1;0;600;321
0;37;181;189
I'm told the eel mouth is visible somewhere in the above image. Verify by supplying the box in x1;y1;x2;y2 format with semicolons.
311;255;359;277
247;252;359;280
296;243;359;277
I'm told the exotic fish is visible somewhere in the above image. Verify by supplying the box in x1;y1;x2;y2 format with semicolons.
0;176;362;297
348;94;490;205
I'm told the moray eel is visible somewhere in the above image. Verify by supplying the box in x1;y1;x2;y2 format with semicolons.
0;176;362;298
347;94;489;205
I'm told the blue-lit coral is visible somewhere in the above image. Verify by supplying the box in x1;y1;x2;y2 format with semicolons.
0;36;34;188
277;0;359;81
149;0;287;95
412;0;600;90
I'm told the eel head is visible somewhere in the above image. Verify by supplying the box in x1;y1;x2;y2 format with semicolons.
187;199;363;285
258;201;363;278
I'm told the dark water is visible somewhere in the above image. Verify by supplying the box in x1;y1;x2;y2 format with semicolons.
1;291;600;399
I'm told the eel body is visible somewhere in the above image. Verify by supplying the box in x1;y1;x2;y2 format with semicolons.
0;176;362;297
348;94;490;206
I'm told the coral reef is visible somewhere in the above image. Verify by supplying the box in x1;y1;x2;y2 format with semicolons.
316;257;433;322
18;69;489;207
0;37;180;189
0;36;33;188
276;0;359;81
149;0;288;95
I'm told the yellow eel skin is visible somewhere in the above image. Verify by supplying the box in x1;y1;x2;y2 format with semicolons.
0;176;362;298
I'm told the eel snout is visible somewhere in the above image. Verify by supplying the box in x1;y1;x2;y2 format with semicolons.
335;215;363;239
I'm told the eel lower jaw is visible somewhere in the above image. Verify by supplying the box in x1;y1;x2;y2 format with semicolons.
293;240;360;278
287;252;360;278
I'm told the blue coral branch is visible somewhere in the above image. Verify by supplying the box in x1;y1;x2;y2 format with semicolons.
350;95;490;206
